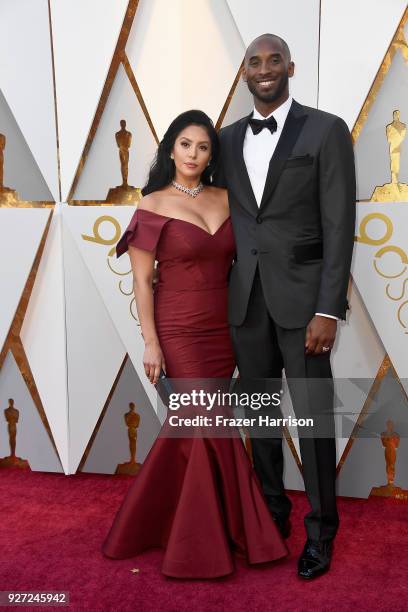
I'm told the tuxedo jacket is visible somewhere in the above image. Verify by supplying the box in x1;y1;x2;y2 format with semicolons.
218;99;356;329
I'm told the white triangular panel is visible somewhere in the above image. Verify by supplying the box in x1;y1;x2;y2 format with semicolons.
0;208;50;354
0;0;59;200
63;220;126;474
81;357;161;474
179;0;243;123
127;0;244;139
0;351;63;473
62;206;158;410
354;48;408;201
50;0;129;200
225;0;320;107
20;204;69;473
352;203;408;384
337;370;408;498
332;282;386;380
332;281;387;461
125;0;182;140
72;63;157;200
221;74;253;128
319;0;407;129
0;89;54;201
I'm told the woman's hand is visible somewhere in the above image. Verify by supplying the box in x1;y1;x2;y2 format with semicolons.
143;340;166;385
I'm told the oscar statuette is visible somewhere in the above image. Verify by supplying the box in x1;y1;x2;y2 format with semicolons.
106;119;141;204
115;402;141;475
370;419;408;500
0;399;29;469
0;134;20;205
371;111;408;202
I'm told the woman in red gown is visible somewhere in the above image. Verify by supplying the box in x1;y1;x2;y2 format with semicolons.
102;110;287;578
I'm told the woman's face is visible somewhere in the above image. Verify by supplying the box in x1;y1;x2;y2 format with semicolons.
171;125;211;181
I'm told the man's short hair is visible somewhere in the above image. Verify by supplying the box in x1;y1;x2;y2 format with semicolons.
245;34;291;62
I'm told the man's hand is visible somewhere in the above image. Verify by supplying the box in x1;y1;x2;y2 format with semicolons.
305;315;337;356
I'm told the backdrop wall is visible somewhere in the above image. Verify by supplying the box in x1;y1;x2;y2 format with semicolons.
0;1;407;500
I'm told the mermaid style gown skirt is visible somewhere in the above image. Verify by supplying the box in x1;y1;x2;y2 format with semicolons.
102;207;287;578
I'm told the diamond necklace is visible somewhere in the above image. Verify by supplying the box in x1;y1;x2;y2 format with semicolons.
171;180;204;198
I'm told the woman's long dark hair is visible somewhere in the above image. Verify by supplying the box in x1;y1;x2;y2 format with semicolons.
142;110;219;196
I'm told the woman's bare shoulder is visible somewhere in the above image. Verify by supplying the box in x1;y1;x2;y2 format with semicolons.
206;185;228;200
206;185;229;209
207;185;227;195
138;191;167;212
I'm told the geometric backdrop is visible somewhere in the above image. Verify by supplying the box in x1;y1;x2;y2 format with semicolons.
0;1;407;501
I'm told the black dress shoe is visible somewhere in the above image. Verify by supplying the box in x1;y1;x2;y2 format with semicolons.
273;516;291;539
297;539;333;579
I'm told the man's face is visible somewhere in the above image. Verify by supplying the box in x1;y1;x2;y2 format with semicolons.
243;38;294;104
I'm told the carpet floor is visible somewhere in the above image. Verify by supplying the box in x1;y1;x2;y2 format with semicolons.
1;468;407;611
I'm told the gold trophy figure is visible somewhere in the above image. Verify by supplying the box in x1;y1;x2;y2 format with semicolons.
0;399;29;468
106;120;141;204
382;418;399;485
0;133;19;205
115;402;142;475
393;21;408;61
370;419;408;500
372;110;408;201
116;119;132;187
387;111;406;185
0;133;4;189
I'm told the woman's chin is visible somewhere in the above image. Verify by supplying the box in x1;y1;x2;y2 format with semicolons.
177;170;202;181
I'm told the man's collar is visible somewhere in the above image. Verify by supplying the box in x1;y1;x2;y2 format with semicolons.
252;95;293;126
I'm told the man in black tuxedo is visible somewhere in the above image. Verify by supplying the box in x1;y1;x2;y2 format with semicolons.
218;34;356;579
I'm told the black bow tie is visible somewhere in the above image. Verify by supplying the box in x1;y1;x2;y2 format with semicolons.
248;115;278;135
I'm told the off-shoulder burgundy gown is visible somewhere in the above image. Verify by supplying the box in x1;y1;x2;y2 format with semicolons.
102;207;287;578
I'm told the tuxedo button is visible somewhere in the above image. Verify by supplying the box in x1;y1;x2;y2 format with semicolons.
256;217;263;224
251;248;258;255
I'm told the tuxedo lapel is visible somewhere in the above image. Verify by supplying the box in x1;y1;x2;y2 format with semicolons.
259;101;308;210
229;114;259;217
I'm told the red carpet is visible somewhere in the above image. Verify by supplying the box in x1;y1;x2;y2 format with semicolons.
1;468;407;611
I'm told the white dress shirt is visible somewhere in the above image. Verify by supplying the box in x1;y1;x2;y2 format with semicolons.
242;95;338;322
243;95;293;206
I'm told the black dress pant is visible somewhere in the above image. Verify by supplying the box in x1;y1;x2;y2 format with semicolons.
230;268;339;542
